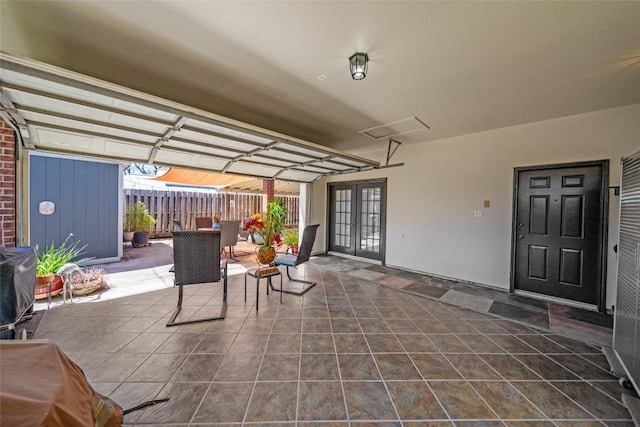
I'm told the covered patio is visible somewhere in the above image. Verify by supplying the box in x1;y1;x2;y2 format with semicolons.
25;238;632;425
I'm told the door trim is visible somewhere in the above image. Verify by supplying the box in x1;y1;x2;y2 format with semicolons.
326;178;387;264
509;159;609;312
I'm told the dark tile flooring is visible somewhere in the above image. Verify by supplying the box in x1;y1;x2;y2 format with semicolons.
33;254;632;426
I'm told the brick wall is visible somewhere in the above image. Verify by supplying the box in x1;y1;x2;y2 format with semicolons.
262;179;274;212
0;118;16;247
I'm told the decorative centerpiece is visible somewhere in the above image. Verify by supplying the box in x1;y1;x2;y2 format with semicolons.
212;213;221;229
247;200;287;265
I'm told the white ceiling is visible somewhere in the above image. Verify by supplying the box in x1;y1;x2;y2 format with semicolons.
1;1;639;157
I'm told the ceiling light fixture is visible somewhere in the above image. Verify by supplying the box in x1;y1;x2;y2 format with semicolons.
349;52;368;80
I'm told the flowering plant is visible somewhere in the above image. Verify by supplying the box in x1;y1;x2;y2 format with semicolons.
245;200;287;250
245;213;264;233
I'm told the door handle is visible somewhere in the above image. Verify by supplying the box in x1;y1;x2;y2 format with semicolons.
518;234;524;240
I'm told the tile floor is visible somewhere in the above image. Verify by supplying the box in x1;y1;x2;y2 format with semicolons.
32;255;634;426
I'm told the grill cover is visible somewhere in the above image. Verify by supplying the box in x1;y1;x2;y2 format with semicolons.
0;246;36;328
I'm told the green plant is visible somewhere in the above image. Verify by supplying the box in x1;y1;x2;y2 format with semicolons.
282;228;299;246
35;234;87;275
124;201;156;232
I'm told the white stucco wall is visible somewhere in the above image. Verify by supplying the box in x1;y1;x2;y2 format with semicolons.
311;104;640;309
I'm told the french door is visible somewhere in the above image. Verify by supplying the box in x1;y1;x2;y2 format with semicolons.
328;180;386;262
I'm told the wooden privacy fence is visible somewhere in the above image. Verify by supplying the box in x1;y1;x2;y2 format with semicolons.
124;189;299;236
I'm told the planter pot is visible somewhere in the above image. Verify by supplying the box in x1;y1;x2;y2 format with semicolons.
35;274;64;299
132;231;151;248
256;246;276;265
123;231;134;242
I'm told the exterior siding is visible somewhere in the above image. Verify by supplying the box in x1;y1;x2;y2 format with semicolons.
30;155;119;261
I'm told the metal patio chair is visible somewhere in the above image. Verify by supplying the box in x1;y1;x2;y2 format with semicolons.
272;224;319;295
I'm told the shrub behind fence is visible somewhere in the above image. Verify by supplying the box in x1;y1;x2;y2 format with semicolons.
124;189;299;236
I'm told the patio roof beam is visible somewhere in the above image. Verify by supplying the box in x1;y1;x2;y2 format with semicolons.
21;120;340;180
171;135;249;156
177;134;364;171
0;82;176;127
148;116;188;164
13;101;351;176
157;145;303;172
13;103;164;139
250;153;340;172
271;157;340;178
0;91;35;148
26;120;156;148
180;124;270;148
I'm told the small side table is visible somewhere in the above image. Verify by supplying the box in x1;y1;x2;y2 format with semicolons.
245;266;282;311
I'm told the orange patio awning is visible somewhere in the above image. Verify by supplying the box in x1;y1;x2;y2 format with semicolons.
153;168;257;188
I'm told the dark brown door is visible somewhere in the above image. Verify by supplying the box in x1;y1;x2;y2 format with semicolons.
328;180;386;262
513;162;607;308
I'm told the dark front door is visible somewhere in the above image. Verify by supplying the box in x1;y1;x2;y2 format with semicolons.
328;180;386;262
512;161;608;309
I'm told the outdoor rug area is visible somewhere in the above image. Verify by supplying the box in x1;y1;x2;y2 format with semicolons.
32;258;634;426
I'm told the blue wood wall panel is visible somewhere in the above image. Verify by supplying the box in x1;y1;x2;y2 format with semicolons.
30;156;119;262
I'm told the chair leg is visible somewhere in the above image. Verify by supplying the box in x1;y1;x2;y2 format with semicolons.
166;281;227;327
222;264;228;303
270;266;316;295
166;283;185;326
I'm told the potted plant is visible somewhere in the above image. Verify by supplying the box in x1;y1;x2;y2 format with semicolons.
35;234;87;299
124;202;156;248
282;228;299;254
250;200;287;265
123;208;135;242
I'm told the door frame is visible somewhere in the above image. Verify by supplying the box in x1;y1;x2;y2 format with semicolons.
509;159;609;312
326;178;387;264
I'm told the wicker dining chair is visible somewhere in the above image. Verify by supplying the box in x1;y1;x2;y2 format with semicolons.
195;217;213;229
166;230;227;327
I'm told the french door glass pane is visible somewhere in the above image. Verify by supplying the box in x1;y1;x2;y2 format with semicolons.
359;187;381;253
334;189;351;247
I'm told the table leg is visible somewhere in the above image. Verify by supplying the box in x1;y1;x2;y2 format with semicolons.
255;276;259;311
